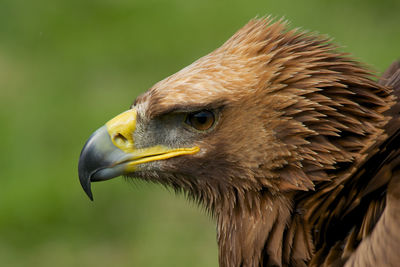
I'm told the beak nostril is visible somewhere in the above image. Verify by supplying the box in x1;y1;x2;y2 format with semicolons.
114;133;128;147
106;109;137;151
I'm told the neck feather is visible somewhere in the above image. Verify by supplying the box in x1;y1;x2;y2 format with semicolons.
215;192;312;266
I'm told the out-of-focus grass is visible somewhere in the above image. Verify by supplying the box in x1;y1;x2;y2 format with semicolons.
0;0;399;266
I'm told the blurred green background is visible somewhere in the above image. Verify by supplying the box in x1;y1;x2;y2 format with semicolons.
1;0;399;266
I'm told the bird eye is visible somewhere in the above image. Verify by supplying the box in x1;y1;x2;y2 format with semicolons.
185;110;215;131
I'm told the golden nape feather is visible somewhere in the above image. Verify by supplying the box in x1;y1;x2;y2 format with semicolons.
78;18;400;266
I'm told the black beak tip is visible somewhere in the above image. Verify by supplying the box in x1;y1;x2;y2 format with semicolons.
78;125;121;201
84;182;94;201
79;172;94;201
78;152;94;201
78;133;99;201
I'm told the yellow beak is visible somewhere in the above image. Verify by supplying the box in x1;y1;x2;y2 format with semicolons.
78;108;200;200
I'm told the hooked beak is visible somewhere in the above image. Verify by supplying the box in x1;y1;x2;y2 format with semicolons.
78;109;199;200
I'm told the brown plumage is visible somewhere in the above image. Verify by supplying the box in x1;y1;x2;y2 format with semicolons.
78;18;400;266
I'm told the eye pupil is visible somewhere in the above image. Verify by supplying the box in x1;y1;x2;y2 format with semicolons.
185;110;215;131
194;114;208;124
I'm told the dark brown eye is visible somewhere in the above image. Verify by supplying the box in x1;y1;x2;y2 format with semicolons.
185;110;215;131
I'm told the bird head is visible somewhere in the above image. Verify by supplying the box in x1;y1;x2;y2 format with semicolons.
78;18;391;213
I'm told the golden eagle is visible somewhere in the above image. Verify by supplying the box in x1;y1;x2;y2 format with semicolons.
78;18;400;266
